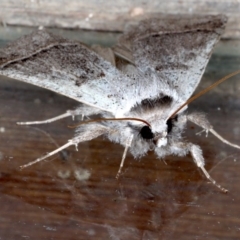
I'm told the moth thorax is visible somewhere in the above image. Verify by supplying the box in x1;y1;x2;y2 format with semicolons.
155;136;168;147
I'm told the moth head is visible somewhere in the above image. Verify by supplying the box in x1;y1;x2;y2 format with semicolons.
139;117;175;147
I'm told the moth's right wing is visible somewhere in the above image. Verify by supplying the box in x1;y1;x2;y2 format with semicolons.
0;30;138;116
115;15;227;111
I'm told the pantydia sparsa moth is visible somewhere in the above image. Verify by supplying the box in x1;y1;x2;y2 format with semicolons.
0;14;239;192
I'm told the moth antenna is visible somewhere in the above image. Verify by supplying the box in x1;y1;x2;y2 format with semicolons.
116;135;134;179
170;69;240;118
68;117;151;128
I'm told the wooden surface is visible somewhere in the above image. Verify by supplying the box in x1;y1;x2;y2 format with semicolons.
0;27;240;240
0;0;240;38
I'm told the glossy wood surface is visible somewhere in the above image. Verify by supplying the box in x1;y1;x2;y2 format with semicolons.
0;27;240;240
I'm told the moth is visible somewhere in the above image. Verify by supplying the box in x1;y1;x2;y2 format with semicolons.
0;14;239;192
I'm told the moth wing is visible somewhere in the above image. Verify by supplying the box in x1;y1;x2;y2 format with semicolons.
0;30;137;115
116;15;227;108
90;45;116;66
113;44;135;65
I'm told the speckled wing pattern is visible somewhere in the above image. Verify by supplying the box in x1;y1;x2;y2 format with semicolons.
115;14;227;107
0;30;136;115
0;15;226;117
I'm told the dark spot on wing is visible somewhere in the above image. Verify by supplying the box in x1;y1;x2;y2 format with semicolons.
155;63;188;72
75;74;88;86
130;94;172;113
97;71;105;78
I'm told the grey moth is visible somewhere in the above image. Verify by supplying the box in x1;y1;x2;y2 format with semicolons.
0;14;239;192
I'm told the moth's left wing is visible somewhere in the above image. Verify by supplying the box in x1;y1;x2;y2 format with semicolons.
0;30;138;115
115;14;227;112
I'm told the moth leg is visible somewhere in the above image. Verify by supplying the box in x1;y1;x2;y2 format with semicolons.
17;111;72;125
17;106;103;125
173;141;228;192
187;112;240;149
116;134;134;179
20;124;109;169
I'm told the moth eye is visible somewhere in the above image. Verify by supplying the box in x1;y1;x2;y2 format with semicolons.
166;118;173;133
140;126;154;140
166;115;178;133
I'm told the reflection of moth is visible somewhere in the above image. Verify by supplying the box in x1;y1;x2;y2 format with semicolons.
0;14;238;192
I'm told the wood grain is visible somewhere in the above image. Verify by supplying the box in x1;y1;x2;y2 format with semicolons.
0;0;240;38
0;27;240;240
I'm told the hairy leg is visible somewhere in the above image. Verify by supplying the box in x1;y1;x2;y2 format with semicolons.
17;105;104;125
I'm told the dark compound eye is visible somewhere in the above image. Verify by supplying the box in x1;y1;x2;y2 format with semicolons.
166;114;178;133
140;126;154;140
166;118;173;133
